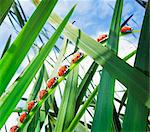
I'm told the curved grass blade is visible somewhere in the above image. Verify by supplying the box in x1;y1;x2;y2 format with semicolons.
92;0;123;131
0;0;13;25
66;86;98;132
0;35;11;59
122;2;149;131
0;0;58;96
0;5;75;128
75;62;98;112
47;9;150;107
54;66;79;132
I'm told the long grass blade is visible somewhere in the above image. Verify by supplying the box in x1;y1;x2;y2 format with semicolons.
0;35;12;59
92;0;123;131
76;62;98;112
27;65;45;102
0;4;75;128
55;66;79;132
122;1;149;131
40;38;69;129
0;0;13;25
27;65;45;131
0;0;58;96
66;86;98;132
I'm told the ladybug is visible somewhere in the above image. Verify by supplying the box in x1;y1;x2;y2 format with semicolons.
39;89;47;100
97;34;108;43
10;125;19;132
19;112;27;123
71;52;83;64
58;65;69;76
47;77;58;88
121;26;132;33
27;100;37;111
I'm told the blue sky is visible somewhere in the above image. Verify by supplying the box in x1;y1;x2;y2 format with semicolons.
0;0;147;131
0;0;146;54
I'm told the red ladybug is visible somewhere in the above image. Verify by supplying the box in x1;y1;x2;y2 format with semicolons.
10;125;18;132
39;89;47;100
47;77;58;88
71;52;83;64
19;112;27;123
121;26;132;33
97;34;108;43
58;65;69;76
27;100;36;111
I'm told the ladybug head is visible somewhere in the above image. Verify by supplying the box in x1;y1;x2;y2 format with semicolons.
79;52;83;56
65;65;69;69
54;77;58;80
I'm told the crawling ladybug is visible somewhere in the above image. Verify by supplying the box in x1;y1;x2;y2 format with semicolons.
97;34;108;43
10;125;19;132
71;52;83;64
27;100;37;111
47;77;58;88
121;26;132;33
19;112;27;123
39;89;47;100
58;65;69;76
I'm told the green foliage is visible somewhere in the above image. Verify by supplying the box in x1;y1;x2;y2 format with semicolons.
0;0;13;24
0;0;149;131
122;1;149;131
92;0;123;131
49;10;150;108
0;0;58;96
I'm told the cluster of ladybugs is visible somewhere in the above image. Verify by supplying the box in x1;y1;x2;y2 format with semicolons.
97;26;132;43
9;25;132;132
10;52;84;132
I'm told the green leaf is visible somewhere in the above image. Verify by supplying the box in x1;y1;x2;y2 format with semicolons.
92;0;123;131
0;0;58;96
0;4;75;129
122;1;149;131
19;54;86;131
55;66;79;132
48;9;150;107
0;35;11;59
27;65;45;131
12;5;75;130
76;62;98;112
12;1;25;27
66;86;98;132
58;47;138;132
0;0;13;25
27;65;45;102
40;38;69;129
